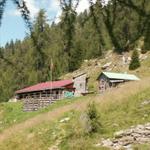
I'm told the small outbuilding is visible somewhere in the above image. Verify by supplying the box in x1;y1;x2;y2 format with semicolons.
73;73;89;96
97;72;140;92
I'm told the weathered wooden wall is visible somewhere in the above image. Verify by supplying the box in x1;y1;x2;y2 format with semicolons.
73;74;88;96
98;74;110;92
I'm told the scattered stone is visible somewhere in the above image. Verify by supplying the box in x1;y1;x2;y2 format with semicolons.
141;100;150;106
136;48;141;52
100;123;150;149
114;130;124;138
145;126;150;130
102;62;112;70
122;55;130;65
59;117;70;123
108;68;112;71
101;139;113;147
139;55;148;61
84;60;88;63
95;143;101;147
128;57;131;63
123;145;132;150
136;124;145;129
139;54;143;59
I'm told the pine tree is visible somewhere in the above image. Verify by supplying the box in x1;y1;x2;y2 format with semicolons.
129;49;141;70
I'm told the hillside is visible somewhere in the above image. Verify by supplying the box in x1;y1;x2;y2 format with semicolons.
0;51;150;150
61;50;150;91
1;1;150;149
0;78;150;150
1;0;150;102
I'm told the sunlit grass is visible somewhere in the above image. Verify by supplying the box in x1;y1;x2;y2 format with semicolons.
0;78;150;150
0;96;89;132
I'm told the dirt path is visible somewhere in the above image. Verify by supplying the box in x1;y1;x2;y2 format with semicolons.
0;99;89;142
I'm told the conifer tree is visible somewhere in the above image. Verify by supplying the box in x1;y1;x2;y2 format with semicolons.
86;102;101;133
129;49;140;70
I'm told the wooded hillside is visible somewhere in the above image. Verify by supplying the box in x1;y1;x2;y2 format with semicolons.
0;0;150;102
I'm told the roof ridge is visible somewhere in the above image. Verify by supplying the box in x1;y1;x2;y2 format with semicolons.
15;79;73;94
102;72;140;81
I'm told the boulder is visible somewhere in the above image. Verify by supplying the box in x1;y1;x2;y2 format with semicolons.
102;62;112;70
101;139;113;147
59;117;70;123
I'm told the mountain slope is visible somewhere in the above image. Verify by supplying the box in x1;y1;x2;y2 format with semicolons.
0;51;150;149
61;50;150;91
0;77;150;149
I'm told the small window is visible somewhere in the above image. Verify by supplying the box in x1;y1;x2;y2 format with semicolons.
80;83;82;88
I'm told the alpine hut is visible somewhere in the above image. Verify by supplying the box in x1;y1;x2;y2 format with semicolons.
15;73;89;111
15;80;75;111
97;72;140;92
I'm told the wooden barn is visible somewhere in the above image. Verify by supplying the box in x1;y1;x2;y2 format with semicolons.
15;80;75;111
97;72;140;92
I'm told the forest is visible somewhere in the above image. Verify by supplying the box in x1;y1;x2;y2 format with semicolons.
0;0;150;102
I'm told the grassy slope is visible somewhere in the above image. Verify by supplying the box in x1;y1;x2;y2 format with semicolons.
60;79;150;150
0;78;150;150
0;97;85;132
0;51;150;149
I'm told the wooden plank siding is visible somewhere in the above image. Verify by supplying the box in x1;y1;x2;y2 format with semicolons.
73;73;88;96
99;74;110;93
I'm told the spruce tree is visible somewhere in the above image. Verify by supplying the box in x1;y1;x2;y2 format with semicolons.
86;102;101;134
129;49;140;70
